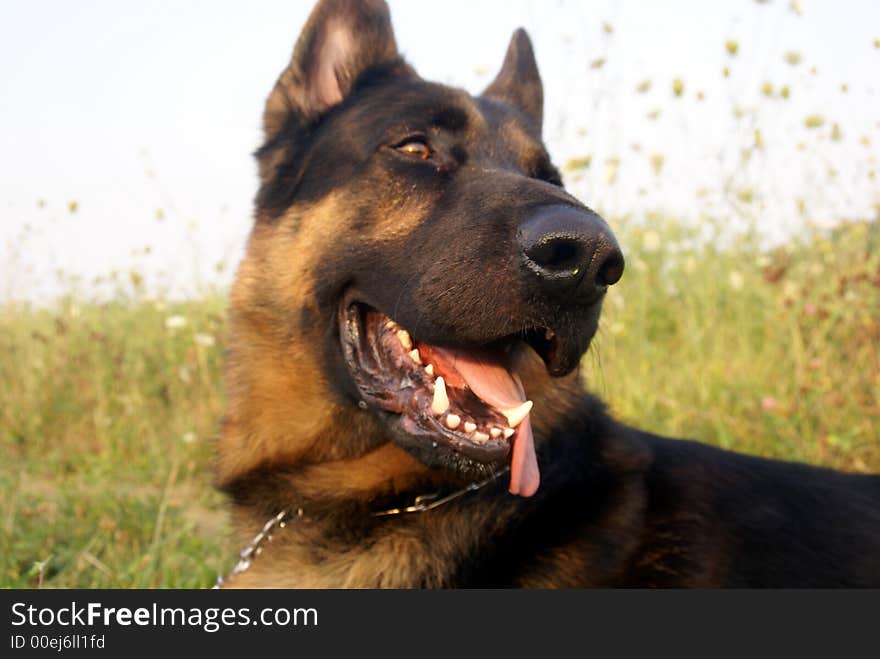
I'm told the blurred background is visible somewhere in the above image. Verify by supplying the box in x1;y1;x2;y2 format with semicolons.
1;0;878;587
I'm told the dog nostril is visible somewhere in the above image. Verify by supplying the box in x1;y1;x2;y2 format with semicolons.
525;237;583;274
596;250;625;287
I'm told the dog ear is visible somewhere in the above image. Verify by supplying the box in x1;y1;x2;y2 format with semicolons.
264;0;403;138
482;28;543;130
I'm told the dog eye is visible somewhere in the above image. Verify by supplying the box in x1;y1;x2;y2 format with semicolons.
394;138;432;160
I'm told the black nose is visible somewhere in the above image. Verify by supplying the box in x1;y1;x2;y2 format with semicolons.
518;205;624;297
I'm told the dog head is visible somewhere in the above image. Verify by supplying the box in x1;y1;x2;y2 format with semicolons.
220;0;624;498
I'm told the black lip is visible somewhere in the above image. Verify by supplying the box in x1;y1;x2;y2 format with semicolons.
520;301;603;376
543;323;598;376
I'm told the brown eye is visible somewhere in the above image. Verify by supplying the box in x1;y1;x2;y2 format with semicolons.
395;139;432;159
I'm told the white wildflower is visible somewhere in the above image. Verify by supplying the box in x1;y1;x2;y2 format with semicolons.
728;270;744;291
165;315;187;330
642;230;661;253
194;333;216;347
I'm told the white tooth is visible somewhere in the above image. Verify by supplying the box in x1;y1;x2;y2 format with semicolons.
490;428;502;438
408;349;422;364
385;320;396;329
473;431;490;443
464;421;477;434
445;413;461;429
396;329;412;350
424;364;434;376
502;427;515;439
431;376;449;415
501;400;533;428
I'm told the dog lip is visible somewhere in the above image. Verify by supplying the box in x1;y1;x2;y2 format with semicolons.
520;315;598;376
544;328;596;376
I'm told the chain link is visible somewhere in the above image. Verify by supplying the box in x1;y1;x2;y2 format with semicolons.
370;466;509;516
213;509;299;589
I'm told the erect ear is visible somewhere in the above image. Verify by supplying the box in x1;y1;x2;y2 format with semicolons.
482;28;543;131
263;0;404;139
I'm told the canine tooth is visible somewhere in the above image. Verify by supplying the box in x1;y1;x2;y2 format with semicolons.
431;376;449;415
408;349;422;364
490;428;502;439
385;320;396;330
501;400;533;428
424;364;434;376
445;413;461;429
464;421;477;434
396;329;412;350
502;428;515;439
473;431;490;443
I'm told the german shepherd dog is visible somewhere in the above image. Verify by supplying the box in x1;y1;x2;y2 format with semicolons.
216;0;880;587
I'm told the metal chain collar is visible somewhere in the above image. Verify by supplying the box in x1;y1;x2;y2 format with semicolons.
370;467;509;516
213;467;509;588
213;509;298;589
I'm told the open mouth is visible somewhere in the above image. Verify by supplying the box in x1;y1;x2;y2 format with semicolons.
339;295;549;497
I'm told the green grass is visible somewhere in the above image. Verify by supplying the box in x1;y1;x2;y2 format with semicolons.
1;298;230;587
1;217;878;588
595;216;880;468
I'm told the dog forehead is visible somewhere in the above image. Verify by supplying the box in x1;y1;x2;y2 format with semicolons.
343;78;479;131
348;77;539;150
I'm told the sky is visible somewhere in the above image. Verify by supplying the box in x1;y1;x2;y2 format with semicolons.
1;0;878;302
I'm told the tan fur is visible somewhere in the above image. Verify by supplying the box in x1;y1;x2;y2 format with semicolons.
219;175;452;485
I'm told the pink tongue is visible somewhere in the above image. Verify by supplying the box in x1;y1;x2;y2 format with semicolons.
432;347;540;497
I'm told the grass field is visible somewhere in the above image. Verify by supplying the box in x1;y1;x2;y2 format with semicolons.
1;216;878;588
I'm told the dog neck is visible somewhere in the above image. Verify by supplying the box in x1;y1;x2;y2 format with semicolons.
216;383;651;588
